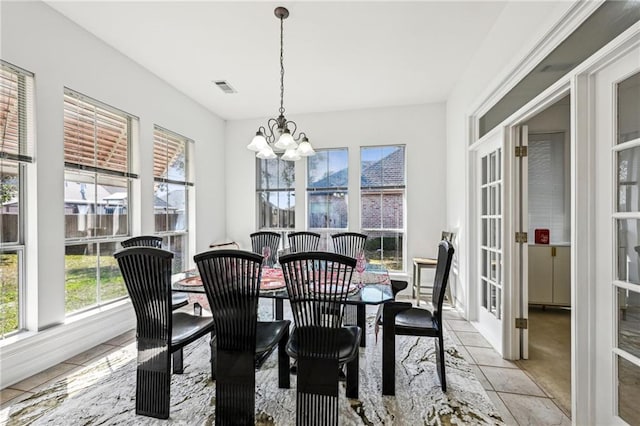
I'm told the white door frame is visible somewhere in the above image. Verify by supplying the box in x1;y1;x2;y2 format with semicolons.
466;21;640;425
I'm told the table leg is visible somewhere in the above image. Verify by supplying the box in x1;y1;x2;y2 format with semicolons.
275;299;284;320
357;304;366;347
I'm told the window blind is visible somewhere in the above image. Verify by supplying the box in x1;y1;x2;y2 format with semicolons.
0;62;34;163
153;126;192;185
63;90;136;178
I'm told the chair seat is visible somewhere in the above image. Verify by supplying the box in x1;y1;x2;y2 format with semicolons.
171;312;215;348
256;320;291;354
286;325;361;363
394;307;440;337
172;293;189;310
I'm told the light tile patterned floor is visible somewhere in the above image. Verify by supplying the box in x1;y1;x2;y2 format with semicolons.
1;305;570;425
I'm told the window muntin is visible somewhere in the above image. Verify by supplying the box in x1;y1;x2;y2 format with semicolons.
307;149;348;250
153;126;192;273
1;61;34;337
256;158;295;230
63;89;136;314
360;146;405;271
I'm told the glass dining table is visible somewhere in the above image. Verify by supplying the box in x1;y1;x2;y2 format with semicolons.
172;263;394;347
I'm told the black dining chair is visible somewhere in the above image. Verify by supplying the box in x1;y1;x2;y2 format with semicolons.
250;231;281;267
279;251;361;425
331;232;367;259
121;235;189;310
114;247;215;419
381;239;454;395
287;231;320;253
194;249;290;425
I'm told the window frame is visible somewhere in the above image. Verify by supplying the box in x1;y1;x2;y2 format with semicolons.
153;125;193;273
360;145;407;272
63;88;138;315
0;61;35;337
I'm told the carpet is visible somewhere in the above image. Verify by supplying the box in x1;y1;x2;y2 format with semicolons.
2;310;503;425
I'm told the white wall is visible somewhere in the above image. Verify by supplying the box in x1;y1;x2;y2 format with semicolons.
0;1;226;387
445;1;574;316
225;104;447;277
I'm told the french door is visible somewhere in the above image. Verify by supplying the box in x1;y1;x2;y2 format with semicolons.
475;130;505;354
593;43;640;425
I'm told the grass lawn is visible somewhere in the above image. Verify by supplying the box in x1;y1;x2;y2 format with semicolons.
0;253;19;337
65;254;127;313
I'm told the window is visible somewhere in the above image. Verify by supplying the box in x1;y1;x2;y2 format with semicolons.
360;145;405;271
256;158;295;231
63;89;138;314
307;149;348;250
153;126;192;273
0;61;34;337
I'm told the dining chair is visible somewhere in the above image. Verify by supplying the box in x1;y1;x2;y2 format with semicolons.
250;231;281;266
121;235;189;310
412;231;455;306
287;231;320;253
114;247;215;419
279;251;361;426
381;239;454;395
194;249;290;425
331;232;367;259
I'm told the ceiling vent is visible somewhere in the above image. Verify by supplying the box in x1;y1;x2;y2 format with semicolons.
213;80;237;94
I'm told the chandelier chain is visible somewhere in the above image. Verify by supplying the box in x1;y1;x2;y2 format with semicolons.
279;15;285;116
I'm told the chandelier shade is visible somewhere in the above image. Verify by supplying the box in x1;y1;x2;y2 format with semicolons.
248;7;315;161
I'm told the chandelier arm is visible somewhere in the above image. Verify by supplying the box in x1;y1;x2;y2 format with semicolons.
284;120;298;140
265;118;280;144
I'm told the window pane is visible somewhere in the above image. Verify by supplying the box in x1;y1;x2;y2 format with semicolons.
308;191;347;229
257;158;294;190
1;160;19;244
257;191;295;229
618;71;640;144
617;355;640;425
616;219;640;285
381;192;404;229
64;172;97;239
154;181;168;233
363;231;403;271
65;243;98;313
617;287;640;359
361;191;381;228
153;128;187;182
96;175;128;237
0;250;19;337
162;234;187;274
165;183;186;232
99;242;126;303
618;146;640;212
361;146;405;187
308;149;348;188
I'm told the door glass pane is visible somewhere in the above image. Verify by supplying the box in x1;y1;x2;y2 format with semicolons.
616;219;640;284
617;71;640;144
617;146;640;212
617;355;640;424
617;287;640;359
482;156;487;184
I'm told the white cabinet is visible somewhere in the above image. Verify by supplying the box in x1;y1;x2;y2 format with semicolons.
528;245;571;306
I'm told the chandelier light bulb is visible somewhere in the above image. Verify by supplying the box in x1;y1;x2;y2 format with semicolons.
281;147;301;161
257;145;277;159
274;128;296;150
247;131;268;151
297;137;315;156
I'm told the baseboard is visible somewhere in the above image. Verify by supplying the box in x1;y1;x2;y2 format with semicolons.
0;301;136;389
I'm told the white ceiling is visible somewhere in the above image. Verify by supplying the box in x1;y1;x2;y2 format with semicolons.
45;1;552;121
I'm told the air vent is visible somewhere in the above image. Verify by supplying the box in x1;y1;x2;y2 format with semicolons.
213;80;237;94
539;63;573;73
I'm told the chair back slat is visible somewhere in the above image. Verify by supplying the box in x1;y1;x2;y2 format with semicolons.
280;251;355;358
250;231;281;267
121;235;163;248
194;249;261;352
114;247;173;343
432;239;455;324
331;232;367;259
288;231;321;253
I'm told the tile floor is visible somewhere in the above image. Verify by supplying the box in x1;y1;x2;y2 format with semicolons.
0;304;571;425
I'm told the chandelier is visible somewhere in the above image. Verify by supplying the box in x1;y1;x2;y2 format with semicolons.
247;7;315;161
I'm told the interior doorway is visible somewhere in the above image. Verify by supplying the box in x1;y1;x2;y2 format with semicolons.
516;94;572;417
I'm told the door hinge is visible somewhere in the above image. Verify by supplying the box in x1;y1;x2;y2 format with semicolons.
515;232;528;243
515;146;528;157
515;318;528;329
